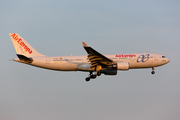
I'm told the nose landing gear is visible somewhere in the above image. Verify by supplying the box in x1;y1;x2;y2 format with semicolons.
151;67;155;74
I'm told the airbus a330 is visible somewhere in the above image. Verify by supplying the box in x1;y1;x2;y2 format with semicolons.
9;33;170;81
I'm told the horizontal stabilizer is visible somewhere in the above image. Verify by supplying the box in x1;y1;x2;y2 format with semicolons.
16;54;33;63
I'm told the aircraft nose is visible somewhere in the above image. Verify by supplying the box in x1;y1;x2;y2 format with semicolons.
167;58;170;63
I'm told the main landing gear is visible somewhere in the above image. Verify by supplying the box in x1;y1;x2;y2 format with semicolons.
85;71;101;82
151;67;155;74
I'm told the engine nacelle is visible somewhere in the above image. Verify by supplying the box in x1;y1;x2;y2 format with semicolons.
116;62;129;70
101;70;117;75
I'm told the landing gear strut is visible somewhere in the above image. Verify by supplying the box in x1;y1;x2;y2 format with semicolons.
85;72;93;82
151;67;155;74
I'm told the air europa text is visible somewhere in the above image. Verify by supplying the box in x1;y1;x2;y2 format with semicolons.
116;54;136;58
11;33;32;54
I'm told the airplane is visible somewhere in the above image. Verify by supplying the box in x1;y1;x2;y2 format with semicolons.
9;33;170;82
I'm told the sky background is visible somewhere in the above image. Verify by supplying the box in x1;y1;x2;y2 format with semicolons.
0;0;180;120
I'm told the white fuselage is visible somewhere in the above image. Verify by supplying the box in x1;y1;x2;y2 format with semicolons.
9;33;170;81
14;53;170;72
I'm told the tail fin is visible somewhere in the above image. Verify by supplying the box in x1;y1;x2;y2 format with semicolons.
9;33;44;57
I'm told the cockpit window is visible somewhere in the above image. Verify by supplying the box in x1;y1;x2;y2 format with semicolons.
162;56;166;58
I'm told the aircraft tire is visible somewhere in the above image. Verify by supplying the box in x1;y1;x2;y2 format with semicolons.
86;77;90;82
97;72;101;76
90;75;97;79
151;71;155;74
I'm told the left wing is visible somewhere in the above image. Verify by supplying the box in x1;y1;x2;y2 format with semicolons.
82;42;114;69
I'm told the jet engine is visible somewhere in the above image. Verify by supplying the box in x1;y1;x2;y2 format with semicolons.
101;70;117;75
113;62;129;70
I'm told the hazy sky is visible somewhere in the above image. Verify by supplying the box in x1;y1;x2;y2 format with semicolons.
1;0;180;120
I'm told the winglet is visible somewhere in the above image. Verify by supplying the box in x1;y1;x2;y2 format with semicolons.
82;42;89;47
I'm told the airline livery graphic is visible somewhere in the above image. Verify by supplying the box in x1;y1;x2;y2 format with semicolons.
11;33;32;54
115;54;136;58
137;54;150;63
9;33;170;82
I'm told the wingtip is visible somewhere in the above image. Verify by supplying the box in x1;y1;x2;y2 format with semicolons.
82;42;89;47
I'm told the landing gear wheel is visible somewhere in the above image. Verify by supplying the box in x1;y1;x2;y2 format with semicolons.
151;71;155;74
97;72;101;76
85;71;97;82
85;77;90;82
90;75;97;79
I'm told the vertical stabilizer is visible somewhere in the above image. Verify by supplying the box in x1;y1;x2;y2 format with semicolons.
9;33;44;57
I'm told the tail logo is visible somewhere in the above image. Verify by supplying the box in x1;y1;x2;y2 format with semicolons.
11;33;32;54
